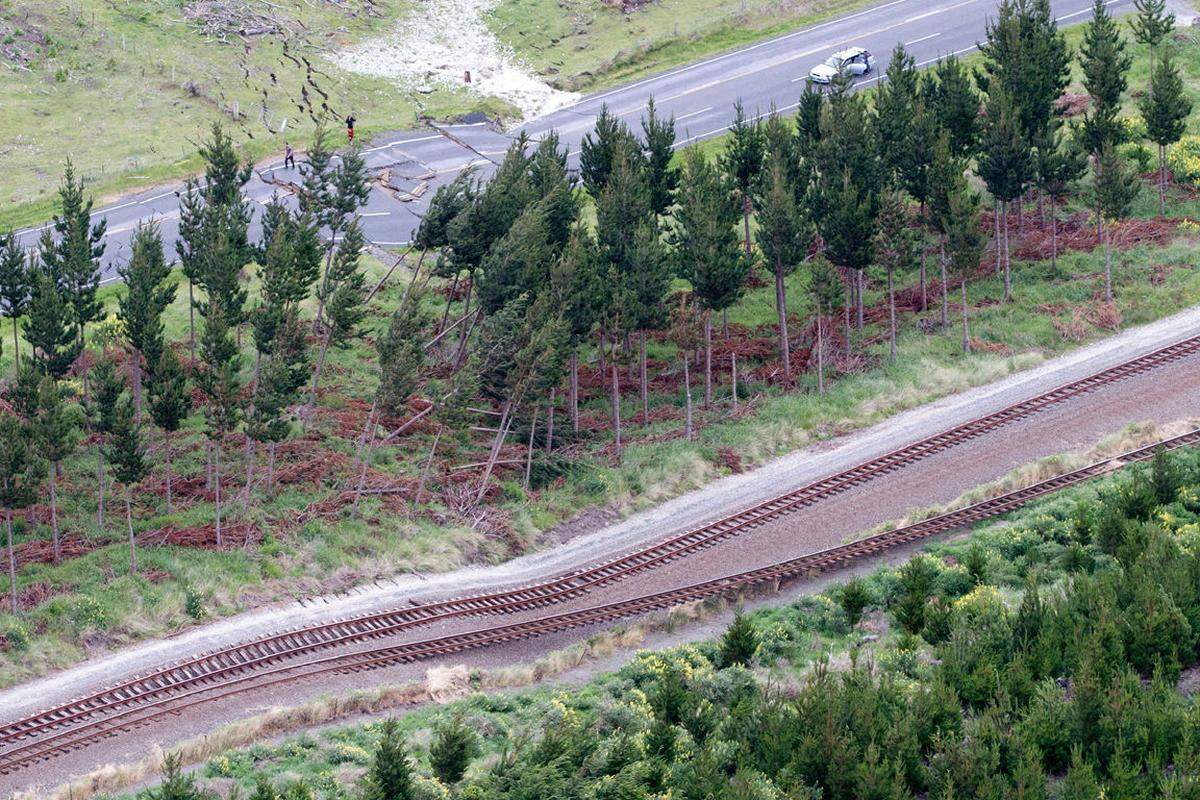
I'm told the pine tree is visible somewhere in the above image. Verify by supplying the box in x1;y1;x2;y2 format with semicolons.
195;304;242;547
1078;0;1132;156
943;177;985;354
89;357;124;528
721;100;766;254
818;171;875;335
147;346;192;514
872;189;917;362
1140;50;1190;216
554;225;602;433
718;611;759;667
580;104;642;199
149;753;210;800
364;719;414;800
815;90;880;329
118;223;176;420
979;0;1070;143
479;197;557;317
354;289;429;510
34;377;78;564
976;87;1032;301
931;56;980;158
313;143;370;333
305;221;367;426
629;221;670;425
796;82;825;158
0;233;29;373
755;156;812;382
106;396;147;574
176;124;253;362
807;256;842;394
0;414;42;615
642;98;678;216
928;131;966;327
23;270;80;378
670;150;747;407
901;96;938;211
527;133;578;254
1032;121;1088;269
429;716;480;785
1092;143;1141;302
875;43;919;183
1130;0;1175;81
38;159;106;349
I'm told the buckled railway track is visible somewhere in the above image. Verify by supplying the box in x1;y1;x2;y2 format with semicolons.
3;335;1200;777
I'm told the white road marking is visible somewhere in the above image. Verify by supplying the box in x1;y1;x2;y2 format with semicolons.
906;0;977;23
360;211;391;217
552;0;914;111
675;106;714;121
905;32;942;45
661;0;988;99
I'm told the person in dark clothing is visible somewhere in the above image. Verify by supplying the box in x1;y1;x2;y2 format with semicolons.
284;142;296;170
346;114;356;143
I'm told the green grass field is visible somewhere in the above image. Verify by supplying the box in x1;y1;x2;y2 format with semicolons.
489;0;873;92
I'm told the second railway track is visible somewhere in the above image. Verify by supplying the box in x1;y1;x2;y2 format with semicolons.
4;333;1200;776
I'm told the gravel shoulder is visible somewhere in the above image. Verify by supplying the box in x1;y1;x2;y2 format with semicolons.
5;304;1200;719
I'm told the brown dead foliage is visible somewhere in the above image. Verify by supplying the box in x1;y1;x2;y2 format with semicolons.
18;581;72;612
1054;93;1090;117
147;521;261;549
1013;213;1180;262
716;447;744;474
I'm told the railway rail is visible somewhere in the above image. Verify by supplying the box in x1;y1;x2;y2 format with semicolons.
4;334;1200;777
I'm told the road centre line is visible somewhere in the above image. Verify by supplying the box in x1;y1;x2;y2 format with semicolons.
662;0;988;96
675;106;713;121
562;0;913;110
905;32;942;45
905;0;978;23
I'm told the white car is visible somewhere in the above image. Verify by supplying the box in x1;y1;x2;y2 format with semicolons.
808;47;875;84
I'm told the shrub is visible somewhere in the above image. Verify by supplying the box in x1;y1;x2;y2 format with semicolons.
429;716;480;785
718;611;759;668
185;586;207;620
1168;135;1200;184
838;578;871;627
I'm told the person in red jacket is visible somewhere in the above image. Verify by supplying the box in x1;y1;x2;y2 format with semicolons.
346;114;357;143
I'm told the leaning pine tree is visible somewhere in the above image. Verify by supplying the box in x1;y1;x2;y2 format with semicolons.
106;397;148;575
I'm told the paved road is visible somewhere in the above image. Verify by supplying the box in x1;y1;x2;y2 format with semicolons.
14;0;1135;276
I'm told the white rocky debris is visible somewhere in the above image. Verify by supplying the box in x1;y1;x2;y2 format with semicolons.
330;0;579;120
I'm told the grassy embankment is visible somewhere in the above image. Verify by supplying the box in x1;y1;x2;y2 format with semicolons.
3;24;1200;687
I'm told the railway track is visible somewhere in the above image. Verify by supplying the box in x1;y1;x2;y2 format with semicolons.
3;334;1200;777
5;427;1199;777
